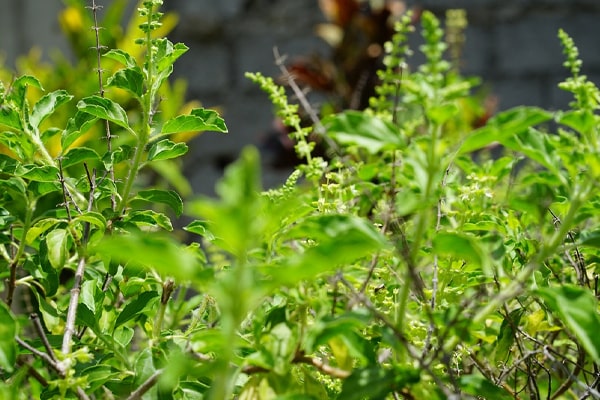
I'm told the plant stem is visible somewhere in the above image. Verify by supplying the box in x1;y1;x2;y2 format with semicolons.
5;198;34;307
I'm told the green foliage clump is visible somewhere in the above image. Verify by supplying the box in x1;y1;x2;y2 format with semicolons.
1;3;600;400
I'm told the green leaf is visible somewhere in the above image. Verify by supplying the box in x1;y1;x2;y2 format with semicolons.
147;139;188;161
62;110;98;150
536;285;600;362
133;189;183;217
107;67;144;99
0;302;17;372
0;107;22;130
73;211;107;231
433;231;490;272
76;303;98;330
160;108;228;135
18;165;59;182
426;103;459;125
261;215;388;286
459;107;552;154
557;109;596;134
124;210;173;231
339;367;419;400
10;75;43;109
61;147;100;169
77;95;130;131
95;233;201;282
46;229;69;269
114;291;160;328
103;49;138;68
156;40;189;72
30;90;73;129
324;110;403;154
460;375;513;399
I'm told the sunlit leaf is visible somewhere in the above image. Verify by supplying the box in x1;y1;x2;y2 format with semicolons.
160;108;228;135
433;231;490;271
324;110;403;154
107;67;144;99
62;110;98;150
459;107;552;154
133;189;183;216
77;96;130;130
46;228;70;269
147;139;188;161
30;90;73;129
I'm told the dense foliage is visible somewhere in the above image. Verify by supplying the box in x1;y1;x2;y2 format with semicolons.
1;1;600;399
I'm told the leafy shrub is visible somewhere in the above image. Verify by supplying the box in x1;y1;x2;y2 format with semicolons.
1;2;600;399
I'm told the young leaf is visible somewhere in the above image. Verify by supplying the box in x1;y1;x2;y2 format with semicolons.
324;110;403;154
124;210;173;231
30;90;73;129
103;49;138;68
114;291;160;329
107;67;145;99
77;96;131;131
160;108;228;136
459;107;552;154
0;302;17;373
147;139;188;161
62;110;99;150
133;189;183;216
0;107;22;130
536;285;600;362
46;228;70;269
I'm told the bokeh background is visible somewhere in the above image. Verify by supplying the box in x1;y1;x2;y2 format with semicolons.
1;0;599;194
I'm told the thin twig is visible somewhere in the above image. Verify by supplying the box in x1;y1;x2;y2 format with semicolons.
30;313;58;363
126;369;163;400
16;337;61;373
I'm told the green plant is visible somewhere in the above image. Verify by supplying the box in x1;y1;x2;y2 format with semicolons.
0;1;226;398
2;3;600;400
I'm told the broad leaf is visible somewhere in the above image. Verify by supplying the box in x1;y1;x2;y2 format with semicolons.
0;302;17;372
46;229;70;269
61;147;100;169
103;49;137;68
0;107;22;130
147;139;188;161
18;165;59;182
433;231;490;272
30;90;73;129
160;108;228;135
114;291;160;329
537;285;600;362
95;233;201;282
133;189;183;216
62;110;98;150
124;210;173;231
459;107;552;154
77;96;130;131
107;67;144;99
324;110;403;154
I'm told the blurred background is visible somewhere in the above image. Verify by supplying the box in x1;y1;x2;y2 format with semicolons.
1;0;599;194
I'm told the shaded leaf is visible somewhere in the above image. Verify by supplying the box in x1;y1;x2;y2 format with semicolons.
537;285;600;362
62;110;98;150
0;302;17;372
115;291;159;329
60;147;100;169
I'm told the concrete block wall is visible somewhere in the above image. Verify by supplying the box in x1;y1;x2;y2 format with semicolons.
1;0;600;193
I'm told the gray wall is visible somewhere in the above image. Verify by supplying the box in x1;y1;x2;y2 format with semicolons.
1;1;600;193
